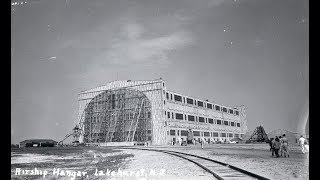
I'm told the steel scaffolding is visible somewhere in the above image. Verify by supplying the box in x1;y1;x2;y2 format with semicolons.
82;88;151;143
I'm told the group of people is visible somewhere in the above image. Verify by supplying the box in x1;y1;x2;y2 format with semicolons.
269;134;309;158
269;134;290;158
171;137;206;148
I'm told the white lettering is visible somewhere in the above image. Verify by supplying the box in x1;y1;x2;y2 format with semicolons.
53;168;60;176
60;170;65;176
15;168;21;175
159;169;166;175
117;168;123;177
140;168;145;176
105;169;111;176
149;169;156;176
70;171;76;180
98;170;105;176
43;170;48;178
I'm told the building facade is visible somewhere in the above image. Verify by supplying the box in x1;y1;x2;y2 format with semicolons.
77;79;247;145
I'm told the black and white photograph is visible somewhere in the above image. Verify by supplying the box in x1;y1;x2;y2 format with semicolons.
11;0;309;179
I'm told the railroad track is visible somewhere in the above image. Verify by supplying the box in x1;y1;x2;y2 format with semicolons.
119;147;270;180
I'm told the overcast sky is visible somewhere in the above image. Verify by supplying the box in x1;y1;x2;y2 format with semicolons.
11;0;308;144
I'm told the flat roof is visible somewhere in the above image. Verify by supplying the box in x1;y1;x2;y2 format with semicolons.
20;139;57;144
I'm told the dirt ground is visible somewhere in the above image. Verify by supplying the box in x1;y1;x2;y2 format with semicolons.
11;143;309;180
151;143;309;180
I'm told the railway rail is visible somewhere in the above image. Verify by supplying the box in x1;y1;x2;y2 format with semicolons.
119;147;270;180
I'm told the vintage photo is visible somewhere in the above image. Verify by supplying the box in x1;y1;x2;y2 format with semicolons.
11;0;309;179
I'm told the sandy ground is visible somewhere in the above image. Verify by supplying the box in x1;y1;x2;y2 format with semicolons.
11;144;309;180
144;143;309;180
120;149;216;180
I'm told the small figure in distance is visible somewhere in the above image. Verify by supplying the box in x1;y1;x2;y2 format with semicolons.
273;137;281;158
281;134;289;157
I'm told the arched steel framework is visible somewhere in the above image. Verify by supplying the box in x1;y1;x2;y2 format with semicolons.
83;88;152;143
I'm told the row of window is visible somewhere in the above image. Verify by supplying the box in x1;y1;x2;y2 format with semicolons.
87;111;152;123
165;111;241;127
169;129;243;138
165;92;240;116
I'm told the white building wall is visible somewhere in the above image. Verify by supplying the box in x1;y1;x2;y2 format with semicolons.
164;92;247;143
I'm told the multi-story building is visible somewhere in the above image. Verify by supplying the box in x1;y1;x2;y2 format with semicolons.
77;79;247;145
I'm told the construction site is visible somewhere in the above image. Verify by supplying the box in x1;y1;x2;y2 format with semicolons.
12;80;309;179
59;79;248;146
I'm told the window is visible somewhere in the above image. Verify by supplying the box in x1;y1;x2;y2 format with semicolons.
231;122;235;126
148;112;151;118
170;94;173;100
188;115;195;121
215;105;220;111
181;130;188;136
237;123;240;127
204;132;210;137
164;100;165;105
193;131;200;136
208;118;214;124
199;117;205;123
198;101;203;107
174;95;182;102
229;133;233;138
222;107;228;112
229;109;233;114
175;113;184;120
235;134;239;138
212;132;219;137
167;112;170;118
224;121;229;125
217;120;222;124
166;93;169;99
183;97;185;103
172;112;174;119
221;133;226;137
147;130;152;134
187;98;194;105
235;111;239;116
163;82;165;87
207;103;212;109
170;130;176;136
185;115;186;120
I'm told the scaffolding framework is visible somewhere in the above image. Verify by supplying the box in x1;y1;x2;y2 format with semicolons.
247;125;269;142
82;88;152;143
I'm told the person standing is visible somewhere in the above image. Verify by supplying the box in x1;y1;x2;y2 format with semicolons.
201;138;204;149
279;136;283;157
281;134;289;157
273;137;281;158
270;138;275;157
298;135;306;153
